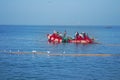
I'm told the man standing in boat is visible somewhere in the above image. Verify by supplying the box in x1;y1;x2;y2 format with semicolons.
62;30;68;43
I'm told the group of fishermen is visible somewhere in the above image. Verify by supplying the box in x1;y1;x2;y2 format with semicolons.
48;30;92;43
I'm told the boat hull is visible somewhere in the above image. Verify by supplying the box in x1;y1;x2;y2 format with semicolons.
47;34;94;44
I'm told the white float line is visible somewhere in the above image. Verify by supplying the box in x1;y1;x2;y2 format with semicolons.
2;51;120;57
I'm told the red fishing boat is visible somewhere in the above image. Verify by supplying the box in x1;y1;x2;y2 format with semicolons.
47;32;94;44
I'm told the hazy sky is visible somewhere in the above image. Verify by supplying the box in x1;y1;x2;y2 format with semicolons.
0;0;120;25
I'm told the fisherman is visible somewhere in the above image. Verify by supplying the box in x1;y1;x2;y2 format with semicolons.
75;32;79;40
82;32;92;43
63;30;67;38
62;30;68;43
78;33;84;40
81;32;86;39
59;32;63;37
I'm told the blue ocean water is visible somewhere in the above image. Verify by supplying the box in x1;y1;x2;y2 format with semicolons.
0;25;120;80
0;25;120;53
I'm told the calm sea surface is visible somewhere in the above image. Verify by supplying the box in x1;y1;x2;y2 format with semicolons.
0;25;120;80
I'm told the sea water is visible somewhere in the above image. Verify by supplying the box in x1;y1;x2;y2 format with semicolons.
0;25;120;80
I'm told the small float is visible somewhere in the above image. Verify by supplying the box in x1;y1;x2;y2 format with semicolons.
47;31;94;44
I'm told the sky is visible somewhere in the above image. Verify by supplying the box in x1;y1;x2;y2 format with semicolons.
0;0;120;25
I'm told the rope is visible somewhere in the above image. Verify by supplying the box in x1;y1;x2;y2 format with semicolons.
0;51;120;57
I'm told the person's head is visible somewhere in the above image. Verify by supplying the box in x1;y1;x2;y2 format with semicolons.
57;32;59;34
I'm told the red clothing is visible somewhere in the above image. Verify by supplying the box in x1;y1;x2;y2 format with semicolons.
84;35;92;43
77;36;83;40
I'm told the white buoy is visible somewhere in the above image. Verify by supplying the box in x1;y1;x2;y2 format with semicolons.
47;51;50;54
32;50;37;53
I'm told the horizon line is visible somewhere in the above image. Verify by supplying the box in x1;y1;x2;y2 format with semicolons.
0;24;119;26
